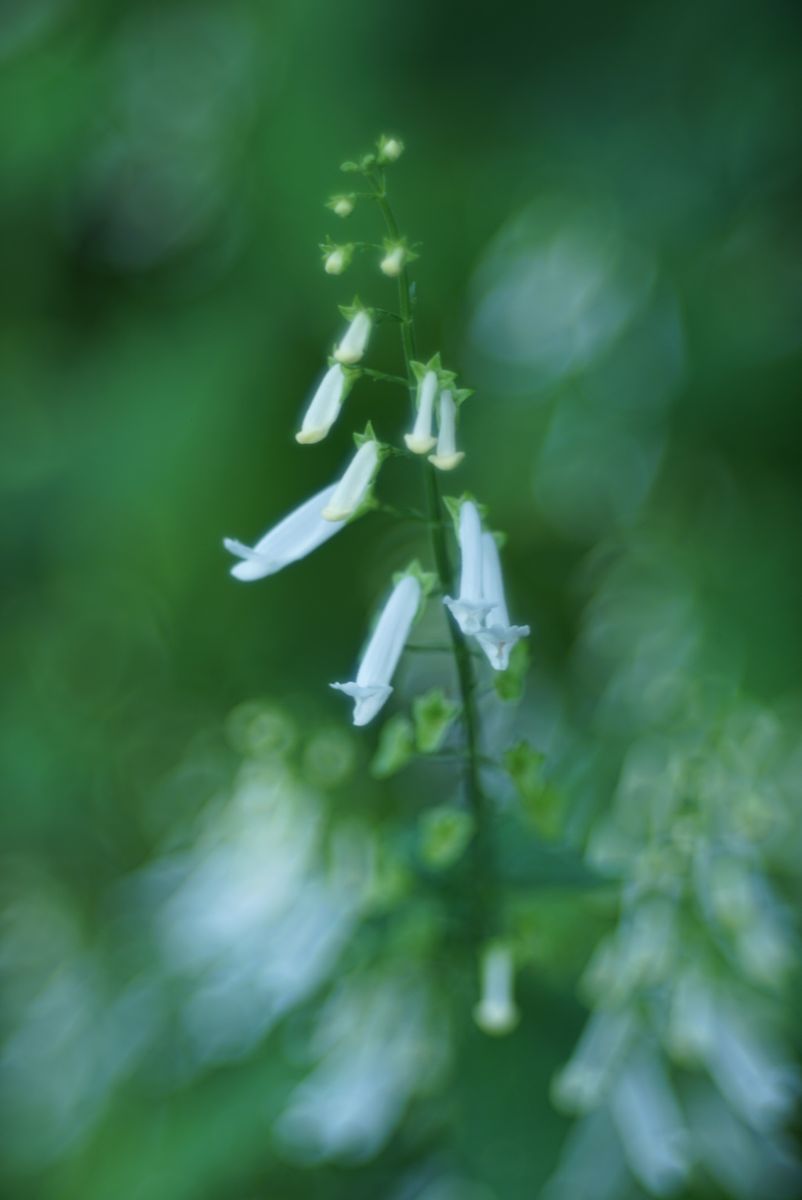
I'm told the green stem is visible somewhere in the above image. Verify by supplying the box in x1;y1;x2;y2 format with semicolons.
371;169;494;944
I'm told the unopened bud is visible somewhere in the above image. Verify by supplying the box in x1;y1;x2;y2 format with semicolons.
380;245;406;277
328;195;355;219
378;135;404;164
324;245;351;275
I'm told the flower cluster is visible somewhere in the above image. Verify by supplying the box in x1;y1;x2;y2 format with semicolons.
223;135;530;733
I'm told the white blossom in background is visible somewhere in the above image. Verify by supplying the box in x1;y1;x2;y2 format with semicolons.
224;484;346;581
404;369;438;454
444;501;491;635
609;1048;690;1197
322;438;381;522
475;532;530;670
296;363;349;444
332;574;421;726
329;195;354;218
428;389;465;471
473;943;518;1035
334;310;372;364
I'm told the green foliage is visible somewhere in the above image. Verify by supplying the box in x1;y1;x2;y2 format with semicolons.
370;714;415;778
412;688;459;753
418;805;475;869
494;640;530;702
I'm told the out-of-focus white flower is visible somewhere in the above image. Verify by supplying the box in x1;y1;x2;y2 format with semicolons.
609;1049;690;1197
380;245;406;277
473;943;519;1035
405;369;438;454
475;533;530;670
334;310;372;365
322;438;381;522
444;500;491;634
296;364;349;444
428;388;465;471
332;574;421;725
224;485;346;581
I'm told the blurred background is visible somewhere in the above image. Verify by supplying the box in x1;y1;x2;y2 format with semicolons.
2;1;801;1197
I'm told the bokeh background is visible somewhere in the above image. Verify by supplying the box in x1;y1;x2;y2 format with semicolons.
2;1;801;1198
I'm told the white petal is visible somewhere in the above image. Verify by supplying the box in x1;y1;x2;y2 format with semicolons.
443;595;491;636
322;440;380;521
224;483;345;581
473;945;518;1036
458;500;483;605
296;364;346;444
428;389;463;470
334;311;371;364
480;532;509;626
404;370;437;453
330;682;393;727
475;623;531;671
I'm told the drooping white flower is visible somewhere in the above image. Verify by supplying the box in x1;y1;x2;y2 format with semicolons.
475;533;530;670
334;310;371;365
404;369;438;454
444;500;491;634
428;389;465;471
224;484;345;581
322;438;381;522
296;364;348;444
332;574;421;726
473;943;519;1035
380;245;405;277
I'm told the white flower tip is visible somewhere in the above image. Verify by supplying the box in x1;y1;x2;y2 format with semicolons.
443;596;492;636
473;1000;519;1036
405;433;437;454
477;624;531;671
331;681;393;726
428;451;465;471
295;428;326;445
325;251;346;275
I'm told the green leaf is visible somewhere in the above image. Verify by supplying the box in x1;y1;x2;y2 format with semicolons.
419;805;474;869
413;688;460;753
494;640;529;702
371;715;415;778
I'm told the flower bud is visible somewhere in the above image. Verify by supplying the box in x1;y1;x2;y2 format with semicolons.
324;245;350;275
377;135;404;163
328;194;355;218
334;309;372;365
380;245;406;277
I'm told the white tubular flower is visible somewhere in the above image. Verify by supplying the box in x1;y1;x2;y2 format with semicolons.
324;246;349;275
473;943;519;1036
380;245;405;277
332;574;421;726
322;438;380;522
404;369;438;454
224;484;345;581
296;364;348;444
428;389;465;471
334;310;371;365
444;500;491;634
475;533;530;671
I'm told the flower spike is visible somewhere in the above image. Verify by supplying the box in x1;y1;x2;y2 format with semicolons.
322;436;381;522
475;533;530;671
332;574;421;725
296;363;349;444
334;308;372;365
224;484;346;581
428;389;465;471
404;369;438;454
444;500;492;634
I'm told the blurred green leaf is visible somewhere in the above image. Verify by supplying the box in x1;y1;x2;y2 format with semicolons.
419;805;474;869
371;714;415;778
494;640;530;702
413;687;460;753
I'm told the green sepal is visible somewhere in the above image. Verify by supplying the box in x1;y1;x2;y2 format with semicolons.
494;639;529;702
504;740;544;804
412;688;460;754
340;160;361;174
410;353;442;383
392;560;438;616
452;387;474;406
338;296;372;321
381;238;419;265
443;492;490;535
353;421;389;461
371;715;416;779
419;806;474;870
